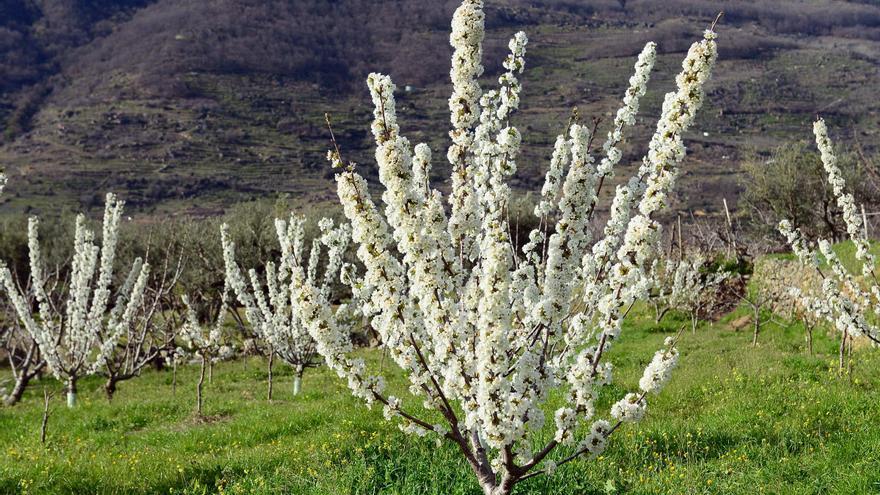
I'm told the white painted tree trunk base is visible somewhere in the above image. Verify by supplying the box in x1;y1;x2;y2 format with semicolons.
67;391;76;408
293;376;302;396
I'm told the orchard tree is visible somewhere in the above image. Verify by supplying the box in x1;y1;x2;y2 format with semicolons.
651;252;727;332
0;312;45;406
0;194;150;407
180;289;235;416
286;1;720;493
221;215;353;398
780;119;880;366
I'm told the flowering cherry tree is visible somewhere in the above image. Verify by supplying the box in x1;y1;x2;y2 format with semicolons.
221;216;352;397
287;1;718;492
180;288;235;415
779;119;880;361
0;311;45;405
747;257;822;354
0;193;150;407
651;252;727;332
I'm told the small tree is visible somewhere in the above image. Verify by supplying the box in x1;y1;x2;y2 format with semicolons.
0;314;45;406
221;216;352;397
780;119;880;368
740;258;793;346
651;252;727;332
287;2;720;492
746;257;822;354
0;194;150;407
162;346;187;395
787;286;825;356
180;290;234;416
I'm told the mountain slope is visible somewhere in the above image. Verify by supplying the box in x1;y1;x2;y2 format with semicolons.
1;0;879;218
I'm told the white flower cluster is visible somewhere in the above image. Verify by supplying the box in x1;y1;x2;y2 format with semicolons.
595;42;657;178
814;120;875;276
610;336;677;426
0;193;150;405
555;29;716;454
285;2;719;491
221;215;353;387
162;346;188;367
179;289;232;360
610;393;647;423
638;336;680;394
446;0;486;259
778;120;880;346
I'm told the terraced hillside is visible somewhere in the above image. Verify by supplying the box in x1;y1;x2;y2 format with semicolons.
1;0;879;218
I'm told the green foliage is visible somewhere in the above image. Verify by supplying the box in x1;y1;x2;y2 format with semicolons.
1;309;878;494
739;143;877;242
705;253;753;277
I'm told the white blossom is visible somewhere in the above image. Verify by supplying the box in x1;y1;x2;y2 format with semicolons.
286;4;718;493
778;120;880;346
221;216;353;390
639;336;679;394
0;193;149;406
610;392;647;423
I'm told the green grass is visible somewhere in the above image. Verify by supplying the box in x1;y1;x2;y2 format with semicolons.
1;308;879;495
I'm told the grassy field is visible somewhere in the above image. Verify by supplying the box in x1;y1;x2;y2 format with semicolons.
1;304;878;495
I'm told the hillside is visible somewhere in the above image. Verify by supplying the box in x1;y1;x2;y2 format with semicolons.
1;0;879;218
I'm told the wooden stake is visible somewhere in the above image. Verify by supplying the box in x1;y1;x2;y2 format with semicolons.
267;351;274;401
677;214;683;259
723;198;737;258
40;388;54;445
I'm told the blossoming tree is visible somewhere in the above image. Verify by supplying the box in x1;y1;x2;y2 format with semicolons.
0;193;150;407
221;216;352;397
180;288;235;415
779;119;880;363
651;252;727;332
0;310;45;406
287;1;719;492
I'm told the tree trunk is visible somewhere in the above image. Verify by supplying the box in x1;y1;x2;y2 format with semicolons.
489;477;516;495
4;372;31;406
267;351;274;401
172;361;177;395
806;325;814;356
838;331;847;374
66;378;77;408
40;389;51;444
751;306;760;346
477;473;515;495
104;376;118;402
293;366;303;396
4;343;40;406
847;336;853;380
196;355;206;416
655;306;670;324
